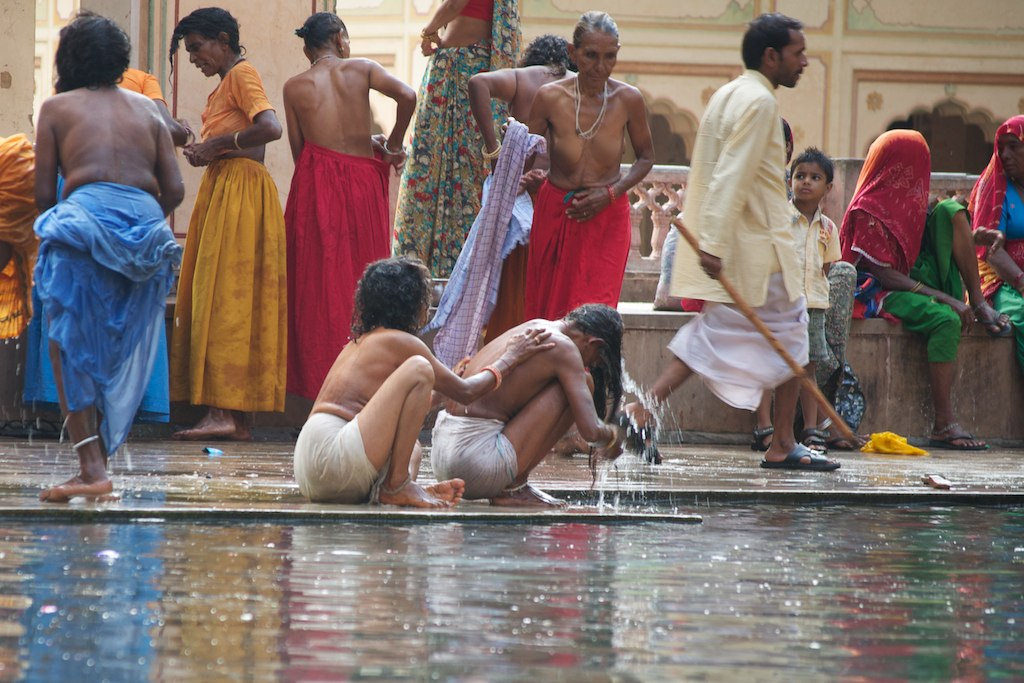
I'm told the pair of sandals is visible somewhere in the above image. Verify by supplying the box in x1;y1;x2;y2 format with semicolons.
750;425;830;454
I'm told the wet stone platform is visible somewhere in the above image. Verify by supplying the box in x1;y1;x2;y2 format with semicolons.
0;437;1020;518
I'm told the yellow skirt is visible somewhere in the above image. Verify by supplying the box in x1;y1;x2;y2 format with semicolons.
170;158;287;412
0;258;28;339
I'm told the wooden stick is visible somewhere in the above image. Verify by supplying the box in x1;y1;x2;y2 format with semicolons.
670;216;857;444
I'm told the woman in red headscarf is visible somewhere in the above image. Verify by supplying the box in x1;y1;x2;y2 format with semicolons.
839;130;1003;450
971;115;1024;375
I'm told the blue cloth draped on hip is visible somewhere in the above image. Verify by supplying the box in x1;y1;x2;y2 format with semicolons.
32;182;181;454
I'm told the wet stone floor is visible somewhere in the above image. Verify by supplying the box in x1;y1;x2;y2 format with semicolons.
0;437;1020;678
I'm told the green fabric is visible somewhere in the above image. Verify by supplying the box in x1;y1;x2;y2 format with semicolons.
883;290;961;363
993;283;1024;369
881;198;965;363
910;198;964;301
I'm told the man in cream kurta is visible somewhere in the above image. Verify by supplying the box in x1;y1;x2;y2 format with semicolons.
626;13;840;471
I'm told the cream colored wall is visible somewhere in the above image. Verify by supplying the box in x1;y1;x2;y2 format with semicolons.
162;1;323;232
0;1;36;134
338;0;1024;162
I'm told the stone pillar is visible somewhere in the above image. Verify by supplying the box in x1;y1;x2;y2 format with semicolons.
81;0;139;66
0;3;37;134
822;157;865;222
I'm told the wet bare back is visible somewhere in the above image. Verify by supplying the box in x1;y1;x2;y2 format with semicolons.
529;76;638;189
447;319;605;438
310;328;430;421
282;58;380;159
34;86;180;210
508;66;566;121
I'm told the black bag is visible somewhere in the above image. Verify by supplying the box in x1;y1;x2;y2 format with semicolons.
828;362;866;431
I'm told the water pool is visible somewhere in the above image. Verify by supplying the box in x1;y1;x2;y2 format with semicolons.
0;505;1021;679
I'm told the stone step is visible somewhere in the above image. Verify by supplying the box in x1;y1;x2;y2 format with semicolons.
619;269;659;303
617;302;1024;443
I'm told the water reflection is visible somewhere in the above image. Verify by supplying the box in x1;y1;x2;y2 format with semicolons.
0;506;1018;678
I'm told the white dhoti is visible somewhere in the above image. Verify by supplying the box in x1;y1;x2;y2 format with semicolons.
668;272;808;411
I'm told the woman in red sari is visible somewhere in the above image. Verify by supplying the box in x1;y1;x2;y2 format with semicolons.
840;130;1002;449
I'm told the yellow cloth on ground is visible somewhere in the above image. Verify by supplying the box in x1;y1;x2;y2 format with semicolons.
0;134;38;339
860;431;928;456
169;157;286;412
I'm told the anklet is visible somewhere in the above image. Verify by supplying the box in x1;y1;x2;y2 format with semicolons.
380;475;411;496
503;482;528;493
73;435;100;451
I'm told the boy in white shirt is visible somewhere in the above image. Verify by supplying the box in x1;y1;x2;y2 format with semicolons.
753;147;856;452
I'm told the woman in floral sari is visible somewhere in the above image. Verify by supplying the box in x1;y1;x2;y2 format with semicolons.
393;0;520;277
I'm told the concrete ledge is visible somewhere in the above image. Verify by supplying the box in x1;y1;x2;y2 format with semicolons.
619;303;1024;442
0;505;701;525
549;488;1024;507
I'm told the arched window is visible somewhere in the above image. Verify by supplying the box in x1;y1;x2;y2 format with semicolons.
885;100;996;174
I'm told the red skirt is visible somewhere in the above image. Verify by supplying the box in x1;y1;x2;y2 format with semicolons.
285;144;390;400
524;180;630;320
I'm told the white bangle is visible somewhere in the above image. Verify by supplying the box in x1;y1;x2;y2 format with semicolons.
383;142;403;155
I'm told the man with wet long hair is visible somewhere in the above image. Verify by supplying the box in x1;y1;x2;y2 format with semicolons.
431;303;625;507
294;257;553;508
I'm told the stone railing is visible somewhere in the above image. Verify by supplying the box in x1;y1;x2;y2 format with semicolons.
622;161;981;274
622;164;688;270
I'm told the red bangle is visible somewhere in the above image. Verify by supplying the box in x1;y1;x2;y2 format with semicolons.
606;185;616;202
481;365;502;390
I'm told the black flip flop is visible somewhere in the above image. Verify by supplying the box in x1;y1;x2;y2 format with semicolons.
761;443;841;471
799;427;829;453
928;424;989;451
750;426;773;452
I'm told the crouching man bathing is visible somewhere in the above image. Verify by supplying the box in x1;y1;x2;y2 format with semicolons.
431;304;625;507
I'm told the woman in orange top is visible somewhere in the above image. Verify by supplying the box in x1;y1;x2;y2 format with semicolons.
168;7;286;440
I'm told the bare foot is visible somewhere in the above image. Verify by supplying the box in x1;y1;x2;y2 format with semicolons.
172;410;251;441
379;479;455;508
423;479;465;506
490;483;566;508
39;475;114;503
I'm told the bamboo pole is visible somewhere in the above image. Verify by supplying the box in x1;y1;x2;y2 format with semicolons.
670;216;857;444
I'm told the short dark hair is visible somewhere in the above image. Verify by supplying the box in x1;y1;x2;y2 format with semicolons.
351;257;432;339
54;12;130;93
741;13;802;69
295;12;347;51
572;11;619;47
563;304;624;421
782;118;794;164
790;147;834;183
519;34;575;73
169;7;243;68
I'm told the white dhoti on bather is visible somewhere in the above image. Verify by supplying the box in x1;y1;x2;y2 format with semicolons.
668;272;808;411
